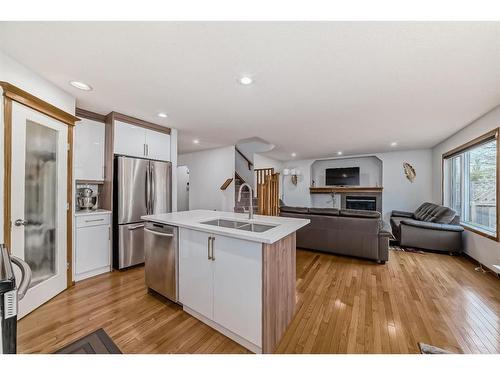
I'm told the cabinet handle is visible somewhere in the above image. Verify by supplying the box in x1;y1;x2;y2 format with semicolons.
207;236;212;260
146;144;149;156
211;237;215;261
85;218;104;223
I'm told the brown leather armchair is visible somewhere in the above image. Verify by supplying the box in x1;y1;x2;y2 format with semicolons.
390;203;464;254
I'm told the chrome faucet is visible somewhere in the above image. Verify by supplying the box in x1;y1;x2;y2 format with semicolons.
237;182;254;220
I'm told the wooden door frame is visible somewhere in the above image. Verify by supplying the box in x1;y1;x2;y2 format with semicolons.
1;82;80;288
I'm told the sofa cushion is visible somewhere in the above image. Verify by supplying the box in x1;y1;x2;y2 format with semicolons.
340;209;381;219
280;206;309;214
413;202;456;223
308;208;340;216
401;219;464;232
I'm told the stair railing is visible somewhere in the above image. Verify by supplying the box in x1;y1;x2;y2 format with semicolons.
255;168;280;216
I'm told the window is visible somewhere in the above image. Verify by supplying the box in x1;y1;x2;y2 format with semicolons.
443;130;498;239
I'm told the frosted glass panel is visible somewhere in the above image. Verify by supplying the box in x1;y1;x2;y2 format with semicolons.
25;120;57;286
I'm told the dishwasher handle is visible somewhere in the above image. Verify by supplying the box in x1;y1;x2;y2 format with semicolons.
128;223;145;230
144;228;174;237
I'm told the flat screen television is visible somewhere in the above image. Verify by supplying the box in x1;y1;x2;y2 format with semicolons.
325;167;360;186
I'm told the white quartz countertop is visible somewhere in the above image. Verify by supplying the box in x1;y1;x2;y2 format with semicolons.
141;210;310;244
75;209;112;217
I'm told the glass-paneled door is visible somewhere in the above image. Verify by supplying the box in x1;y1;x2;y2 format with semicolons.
10;102;68;318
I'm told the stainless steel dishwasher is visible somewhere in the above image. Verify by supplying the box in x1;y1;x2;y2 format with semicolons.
144;222;178;302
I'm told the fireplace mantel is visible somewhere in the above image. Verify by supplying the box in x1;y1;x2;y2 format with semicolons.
309;186;383;194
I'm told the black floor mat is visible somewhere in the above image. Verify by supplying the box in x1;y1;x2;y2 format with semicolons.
54;328;122;354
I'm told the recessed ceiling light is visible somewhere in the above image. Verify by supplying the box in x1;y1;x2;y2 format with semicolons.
337;151;343;155
390;142;398;147
157;112;168;118
239;76;253;85
291;152;297;157
69;80;92;91
193;139;200;144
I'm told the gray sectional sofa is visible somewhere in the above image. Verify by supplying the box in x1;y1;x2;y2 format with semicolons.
390;202;464;253
280;206;392;263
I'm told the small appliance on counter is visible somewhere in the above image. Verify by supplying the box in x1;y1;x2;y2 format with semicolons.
76;187;99;211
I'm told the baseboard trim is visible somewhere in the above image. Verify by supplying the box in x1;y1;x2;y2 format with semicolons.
461;252;500;276
183;306;262;354
74;266;111;282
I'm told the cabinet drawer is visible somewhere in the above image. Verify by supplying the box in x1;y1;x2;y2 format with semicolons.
76;213;110;228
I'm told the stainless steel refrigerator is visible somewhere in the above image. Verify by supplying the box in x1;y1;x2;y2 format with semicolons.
113;155;172;269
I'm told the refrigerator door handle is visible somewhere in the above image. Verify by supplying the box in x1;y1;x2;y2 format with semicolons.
145;167;150;215
149;163;153;214
151;164;156;213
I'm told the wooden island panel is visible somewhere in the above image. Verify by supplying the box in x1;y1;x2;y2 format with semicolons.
262;233;296;353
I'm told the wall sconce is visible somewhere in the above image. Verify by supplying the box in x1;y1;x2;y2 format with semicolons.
283;168;301;185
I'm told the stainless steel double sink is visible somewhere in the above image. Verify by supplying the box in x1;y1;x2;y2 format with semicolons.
200;219;277;233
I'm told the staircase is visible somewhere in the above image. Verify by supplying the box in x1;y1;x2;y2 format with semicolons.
234;173;258;214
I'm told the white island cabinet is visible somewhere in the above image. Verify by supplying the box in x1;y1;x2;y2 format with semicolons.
142;210;310;354
179;228;262;349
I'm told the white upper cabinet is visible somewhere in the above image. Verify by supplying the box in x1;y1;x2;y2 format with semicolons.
114;120;147;158
74;118;105;181
114;120;170;161
145;129;170;161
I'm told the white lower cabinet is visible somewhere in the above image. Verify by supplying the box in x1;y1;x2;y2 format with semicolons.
75;213;111;281
178;229;214;318
212;235;262;346
179;228;262;349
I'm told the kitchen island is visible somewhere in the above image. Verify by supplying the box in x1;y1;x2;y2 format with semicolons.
142;210;310;353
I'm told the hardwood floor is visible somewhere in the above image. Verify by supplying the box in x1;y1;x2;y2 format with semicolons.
18;249;500;354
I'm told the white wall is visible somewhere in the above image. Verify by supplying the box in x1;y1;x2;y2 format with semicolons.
378;149;432;221
311;156;383;187
177;165;190;211
178;146;236;211
432;105;500;272
169;128;178;212
253;153;283;173
235;151;254;188
282;149;433;221
281;158;315;207
0;50;76;245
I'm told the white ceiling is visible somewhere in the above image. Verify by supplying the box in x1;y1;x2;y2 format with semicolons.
1;22;500;160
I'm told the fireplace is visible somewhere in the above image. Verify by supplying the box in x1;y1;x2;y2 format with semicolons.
346;196;377;211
